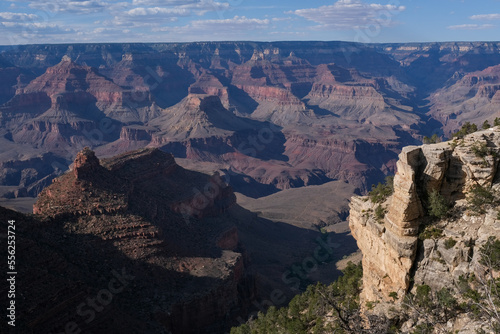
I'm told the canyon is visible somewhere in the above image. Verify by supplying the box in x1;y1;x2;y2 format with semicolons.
1;41;500;333
1;146;356;333
1;41;500;208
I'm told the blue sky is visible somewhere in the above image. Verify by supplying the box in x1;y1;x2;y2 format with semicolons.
0;0;499;45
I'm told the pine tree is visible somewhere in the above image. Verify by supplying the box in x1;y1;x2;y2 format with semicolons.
428;190;448;218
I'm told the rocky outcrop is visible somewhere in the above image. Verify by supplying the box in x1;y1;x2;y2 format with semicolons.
29;147;251;333
72;147;101;179
189;72;229;108
350;145;423;302
350;127;500;304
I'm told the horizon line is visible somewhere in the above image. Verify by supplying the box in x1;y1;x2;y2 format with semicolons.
1;39;500;48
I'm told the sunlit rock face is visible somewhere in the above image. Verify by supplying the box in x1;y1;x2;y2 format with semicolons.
350;127;500;303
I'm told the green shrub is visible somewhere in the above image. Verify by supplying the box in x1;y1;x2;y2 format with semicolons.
230;324;251;334
436;288;457;308
482;120;491;129
458;237;500;331
444;237;457;250
452;122;478;139
389;291;398;301
495;117;500;127
471;142;489;158
428;190;448;218
436;288;458;321
415;284;432;309
375;205;386;222
467;185;495;214
479;236;500;270
423;134;440;144
230;262;364;333
411;323;434;334
419;226;444;240
448;139;459;150
369;175;394;203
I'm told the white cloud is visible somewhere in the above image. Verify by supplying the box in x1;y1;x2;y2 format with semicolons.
184;15;269;31
184;0;230;15
470;13;500;20
112;0;230;26
447;23;495;30
293;0;405;30
0;12;38;21
0;21;74;33
124;7;190;17
153;15;270;39
129;0;229;13
0;20;76;45
113;7;188;26
28;1;109;14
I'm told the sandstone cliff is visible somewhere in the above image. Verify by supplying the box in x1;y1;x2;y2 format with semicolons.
350;126;500;332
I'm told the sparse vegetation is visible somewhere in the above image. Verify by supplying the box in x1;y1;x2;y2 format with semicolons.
415;285;432;309
471;142;489;158
419;226;444;240
231;262;395;334
369;176;394;203
427;190;448;218
479;236;500;270
482;120;491;129
444;237;457;250
232;233;500;334
375;205;386;222
423;134;441;144
467;184;495;214
495;117;500;127
403;285;461;333
448;138;459;150
453;237;500;332
452;122;478;139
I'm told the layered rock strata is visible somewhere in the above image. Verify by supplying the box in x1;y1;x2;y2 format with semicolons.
26;147;251;334
350;127;500;303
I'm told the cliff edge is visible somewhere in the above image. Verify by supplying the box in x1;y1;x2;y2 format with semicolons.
350;126;500;332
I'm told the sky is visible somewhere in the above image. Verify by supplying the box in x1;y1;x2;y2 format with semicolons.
0;0;499;45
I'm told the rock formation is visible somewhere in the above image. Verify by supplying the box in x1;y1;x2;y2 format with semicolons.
430;64;500;135
22;147;252;333
350;126;500;330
